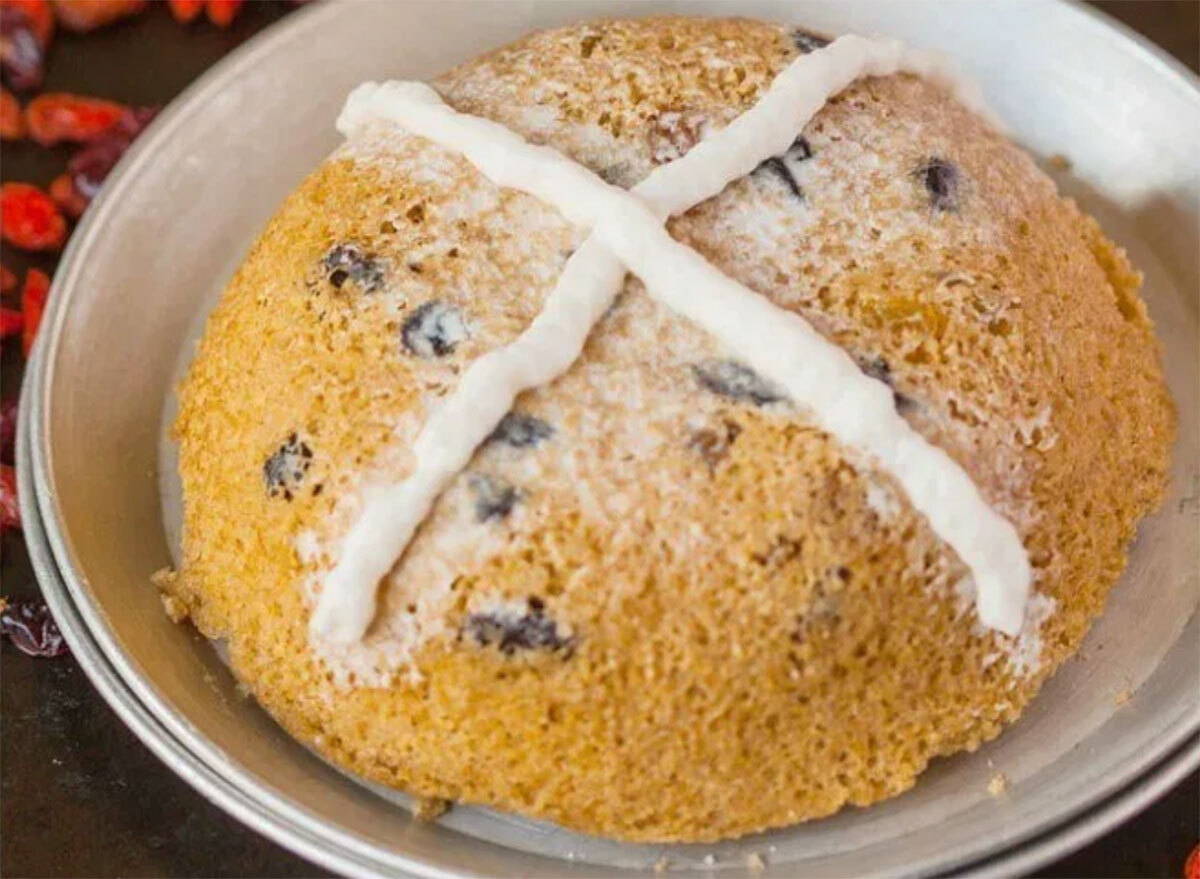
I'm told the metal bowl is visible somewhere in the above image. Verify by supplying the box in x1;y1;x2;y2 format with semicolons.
21;1;1200;875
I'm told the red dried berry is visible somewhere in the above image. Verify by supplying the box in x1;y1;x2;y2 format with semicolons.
0;599;69;657
0;305;23;339
0;262;15;292
48;172;85;218
66;104;155;199
205;0;241;28
0;398;15;464
0;463;18;531
25;92;126;145
50;0;145;31
20;266;48;357
1;182;66;251
0;85;23;138
1186;843;1200;879
0;5;45;91
2;0;53;44
167;0;203;23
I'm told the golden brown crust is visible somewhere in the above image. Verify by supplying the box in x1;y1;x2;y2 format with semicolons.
170;17;1174;841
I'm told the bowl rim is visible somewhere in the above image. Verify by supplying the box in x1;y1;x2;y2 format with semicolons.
21;0;1200;875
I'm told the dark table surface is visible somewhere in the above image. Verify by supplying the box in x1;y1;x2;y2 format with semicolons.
1;2;1197;877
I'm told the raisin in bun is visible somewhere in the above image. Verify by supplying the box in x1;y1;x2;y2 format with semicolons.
166;17;1173;842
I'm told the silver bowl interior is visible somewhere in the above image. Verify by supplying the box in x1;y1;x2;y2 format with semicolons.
27;1;1200;876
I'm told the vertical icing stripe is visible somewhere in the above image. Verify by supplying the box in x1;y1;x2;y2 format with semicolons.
311;35;1030;645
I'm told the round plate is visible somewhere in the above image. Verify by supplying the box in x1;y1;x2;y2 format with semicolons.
22;1;1200;876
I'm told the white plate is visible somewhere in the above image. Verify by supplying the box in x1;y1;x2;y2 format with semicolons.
23;1;1200;876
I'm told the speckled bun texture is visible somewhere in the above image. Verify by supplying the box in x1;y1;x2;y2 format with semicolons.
166;17;1174;842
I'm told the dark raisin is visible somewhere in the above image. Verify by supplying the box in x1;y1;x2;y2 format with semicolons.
857;355;917;413
689;419;742;470
469;473;519;522
791;28;831;54
916;157;960;211
0;600;68;658
487;412;554;449
463;601;573;655
263;433;312;501
401;300;468;359
693;360;785;406
753;137;813;199
0;7;44;92
323;244;384;293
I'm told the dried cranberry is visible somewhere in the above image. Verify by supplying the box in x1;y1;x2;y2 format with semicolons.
7;0;54;45
0;85;23;138
48;172;86;219
20;267;49;357
0;6;46;92
66;105;156;200
0;263;14;293
917;157;960;212
0;599;69;658
52;0;146;32
0;463;19;531
25;92;127;145
0;306;22;339
205;0;242;28
0;398;16;464
167;0;204;23
0;183;66;251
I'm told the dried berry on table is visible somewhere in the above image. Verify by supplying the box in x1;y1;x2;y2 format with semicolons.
0;182;66;251
263;432;312;501
486;411;554;449
50;0;146;32
0;4;48;92
0;398;16;464
63;104;156;206
0;263;14;293
916;157;960;212
323;243;384;293
205;0;242;28
4;0;54;45
462;598;574;656
401;300;468;359
24;92;127;144
0;305;23;339
20;267;49;357
49;172;86;218
0;462;19;531
0;85;23;137
692;359;786;406
0;599;69;657
468;473;519;522
167;0;204;24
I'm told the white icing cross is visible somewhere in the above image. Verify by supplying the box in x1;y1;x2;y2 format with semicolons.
311;34;1031;645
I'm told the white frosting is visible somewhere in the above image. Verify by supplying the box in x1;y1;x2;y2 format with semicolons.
311;35;1030;645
